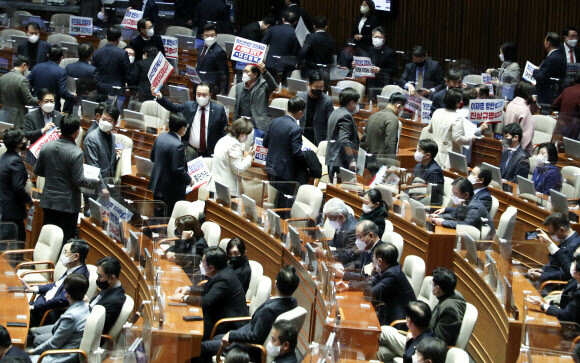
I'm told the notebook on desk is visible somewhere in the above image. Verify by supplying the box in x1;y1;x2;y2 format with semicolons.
81;100;98;118
448;150;468;174
217;95;235;109
563;137;580;159
88;198;103;226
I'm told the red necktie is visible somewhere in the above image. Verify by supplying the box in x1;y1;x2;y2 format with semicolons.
571;49;574;63
198;46;207;65
199;107;206;153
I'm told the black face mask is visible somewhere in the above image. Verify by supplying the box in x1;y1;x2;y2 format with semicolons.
415;60;426;68
96;279;110;290
229;256;243;269
310;89;323;98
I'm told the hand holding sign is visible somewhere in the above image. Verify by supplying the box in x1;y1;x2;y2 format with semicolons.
522;61;539;85
148;53;174;93
231;37;266;65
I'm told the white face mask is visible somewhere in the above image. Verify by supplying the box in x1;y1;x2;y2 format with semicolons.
467;174;478;185
204;37;216;47
411;354;421;363
362;204;373;213
41;102;55;114
266;341;281;357
28;34;39;44
328;219;341;231
99;120;114;132
551;234;560;243
414;150;424;163
355;235;368;251
372;37;384;48
360;5;369;14
97;11;105;20
199;262;207;276
451;195;464;206
146;28;154;37
499;53;505;62
352;104;360;114
242;73;252;83
197;96;210;107
59;254;72;266
537;154;548;165
567;39;578;48
239;135;248;143
128;56;135;64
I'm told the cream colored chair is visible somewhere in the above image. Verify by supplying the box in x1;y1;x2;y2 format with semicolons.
114;134;133;180
201;221;221;247
86;264;99;301
74;126;84;147
382;231;403;262
440;176;455;209
402;255;425;297
445;347;470;363
561;166;580;200
59;57;79;70
286;185;324;229
374;184;395;209
270;97;289;110
463;74;483;85
531;115;556;147
163;201;204;242
380;84;405;97
49;13;72;32
247;260;264;301
98;38;127;49
455;303;478;349
248;275;271;315
47;33;77;46
11;11;32;27
216;34;236;51
480;195;500;239
289;69;306;81
106;295;135;343
218;238;230;251
140;100;170;129
228;86;237;98
165;26;193;38
337;80;365;99
496;206;517;241
417;276;438;310
0;29;25;44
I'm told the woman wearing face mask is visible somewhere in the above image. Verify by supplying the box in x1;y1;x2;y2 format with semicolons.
486;42;520;100
504;81;535;155
226;238;252;293
532;142;562;196
165;215;207;276
351;0;380;53
209;118;256;197
359;189;389;236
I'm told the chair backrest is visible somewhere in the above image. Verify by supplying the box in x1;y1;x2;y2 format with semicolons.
489;195;499;221
249;276;271;316
380;84;405;97
402;255;426;296
79;305;106;358
11;11;32;27
98;38;127;49
456;224;481;241
114;134;134;179
50;13;71;31
561;166;580;200
34;225;64;273
383;232;403;262
47;33;77;46
384;218;394;235
165;26;193;37
0;29;25;43
374;184;395;208
108;295;135;341
337;80;365;100
445;347;470;363
218;238;230;251
201;221;221;247
417;276;438;310
228;86;237;98
441;176;455;208
74;125;83;147
264;307;308;363
85;264;99;301
270;98;289;110
140;100;170;128
216;33;236;52
454;302;478;349
496;206;517;241
247;260;264;301
58;57;79;70
291;185;323;221
53;260;67;282
531;115;556;146
167;201;199;239
463;74;483;85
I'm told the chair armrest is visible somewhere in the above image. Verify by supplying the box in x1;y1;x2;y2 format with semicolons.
286;217;315;223
100;334;114;350
389;319;407;327
15;261;55;271
38;349;88;363
1;249;34;257
269;208;292;213
40;307;68;326
401;184;428;190
539;280;569;291
159;237;179;244
20;269;55;282
141;224;168;231
545;290;563;298
210;316;252;339
236;343;267;363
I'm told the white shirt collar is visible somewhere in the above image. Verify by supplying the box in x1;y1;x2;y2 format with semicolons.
547;49;557;57
473;187;486;195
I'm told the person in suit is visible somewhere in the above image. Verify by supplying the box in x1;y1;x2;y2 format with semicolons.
240;16;276;42
486;42;520;100
533;142;563;195
17;22;51;70
414;338;448;363
398;46;445;98
196;23;229;95
267;320;299;363
22;89;63;145
297;16;335;80
27;45;75;113
174;0;198;28
0;56;37;128
92;26;132;94
504;82;536;155
263;96;307;204
91;257;127;334
552;70;580;141
64;43;102;111
171;247;249;340
296;72;334;145
86;102;107;136
132;46;158;95
34;115;99;242
362;92;406;156
263;11;301;83
0;325;31;363
226;238;252;293
0;129;31;241
28;274;90;362
351;0;381;53
233;62;277;135
285;0;313;32
326;88;360;176
561;26;579;64
527;213;580;283
337;38;368;75
197;266;300;363
148;114;192;217
128;0;160;29
167;215;208;276
411;139;444;205
359;189;389;236
314;198;357;256
129;18;165;61
209;118;255;197
533;32;567;105
194;0;231;38
337;219;385;274
499;122;530;182
125;46;136;65
430;69;463;112
153;82;228;159
467;164;493;212
363;26;397;100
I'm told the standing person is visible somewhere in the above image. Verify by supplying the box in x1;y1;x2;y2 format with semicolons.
362;92;406;156
486;42;520;100
174;0;198;28
364;26;397;100
132;47;158;95
297;16;335;80
34;115;99;242
22;89;64;145
263;11;301;83
148;114;193;217
326;88;360;177
17;22;51;69
240;16;276;42
92;26;132;94
0;56;37;128
504;82;535;155
193;0;231;38
296;72;334;145
128;0;160;29
398;46;445;98
284;0;313;32
533;32;567;105
129;18;165;61
196;23;229;95
561;26;579;63
351;0;380;53
0;128;31;241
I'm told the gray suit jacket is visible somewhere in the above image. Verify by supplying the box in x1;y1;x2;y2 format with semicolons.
362;108;399;156
83;128;117;191
0;69;38;128
31;301;90;363
34;137;99;213
23;108;64;145
326;106;359;171
233;71;277;131
296;91;334;145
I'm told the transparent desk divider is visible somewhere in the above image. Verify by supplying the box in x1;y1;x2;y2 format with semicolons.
305;343;368;362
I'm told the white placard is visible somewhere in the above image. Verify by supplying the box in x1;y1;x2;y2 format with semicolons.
254;137;267;165
83;164;100;180
481;72;494;96
468;99;504;123
120;9;143;30
421;100;432;123
186;156;211;193
353;56;374;78
186;65;201;84
148;52;174;93
522;61;538;85
404;95;422;113
566;63;580;76
161;35;178;60
29;127;61;158
230;37;267;65
99;197;133;241
69;16;93;36
295;17;310;47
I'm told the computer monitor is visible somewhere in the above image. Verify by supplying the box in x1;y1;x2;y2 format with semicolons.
123;109;145;129
287;78;308;93
516;176;536;197
409;198;427;228
61;41;78;58
215;181;232;207
550;189;569;215
339;167;356;183
175;34;199;50
135;156;154;177
267;209;282;237
463;233;478;266
305;242;318;273
356;147;367;176
81;100;98;118
331;86;343;103
486;251;498;291
217;95;235;109
168;85;190;103
329;66;349;81
241;194;258;222
129;230;141;262
88;198;103;226
448;150;468;174
269;106;286;120
10;35;28;51
482;162;502;186
288;225;301;257
563;137;580;159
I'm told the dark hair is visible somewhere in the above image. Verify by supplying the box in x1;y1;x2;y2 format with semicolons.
503;122;523;141
500;42;517;62
339;87;360;107
389;92;407;105
416;337;447;363
366;188;384;207
63;273;89;301
48;44;63;62
412;45;427;57
432;267;457;295
462;88;478;104
273;320;298;351
513;82;535;104
78;42;94;61
372;26;386;38
95;102;107;117
361;0;376;14
175;215;204;239
97;256;122;278
262;16;276;27
546;32;561;48
538;142;558;163
313;16;327;29
563;26;579;37
137;18;150;31
226;237;246;256
107;25;122;42
2;128;25;151
203;22;216;34
0;325;11;348
13;55;31;68
25;22;40;33
283;11;299;25
143;46;159;59
288;96;306;114
452;176;474;199
224;348;250;363
418;139;438;159
195;82;212;93
276;265;300;296
446;68;462;82
374;242;398;266
406;301;432;330
69;238;89;264
39;88;55;102
309;71;325;84
102;104;120;123
543;212;570;231
225;118;253;138
476;165;492;187
475;84;490;98
60;115;81;137
168;114;188;133
443;88;463;110
245;64;261;77
204;247;228;270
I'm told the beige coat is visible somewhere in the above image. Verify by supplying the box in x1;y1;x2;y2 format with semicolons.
427;108;473;168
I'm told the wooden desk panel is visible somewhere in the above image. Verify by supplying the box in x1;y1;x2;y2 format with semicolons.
0;257;30;349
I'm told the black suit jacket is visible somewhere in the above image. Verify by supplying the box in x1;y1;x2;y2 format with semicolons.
541;232;580;282
296;91;334;145
27;60;75;112
92;43;132;91
351;15;381;53
65;60;99;80
131;57;155;94
196;43;229;95
23;108;64;145
2;345;32;363
240;21;262;42
129;0;160;29
129;35;165;61
430;88;446;112
0;151;32;221
156;97;227;156
263;23;301;72
148;131;192;202
263;115;306;182
370;263;416;325
33;265;90;311
297;31;336;77
533;49;567;105
231;256;252;293
546;278;580;323
366;44;397;95
499;146;530;182
473;187;492;213
398;58;445;93
90;285;126;334
194;0;230;38
174;0;198;27
286;4;313;32
403;330;436;363
17;40;51;69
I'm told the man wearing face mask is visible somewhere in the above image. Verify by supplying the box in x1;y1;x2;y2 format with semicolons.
23;89;63;145
296;72;334;144
359;26;396;101
90;257;126;334
466;165;493;212
125;46;136;66
17;22;51;70
129;18;165;61
533;32;567;105
399;46;445;98
430;69;464;112
561;27;579;63
153;82;228;159
527;213;580;283
21;240;90;327
0;56;38;128
362;92;406;157
196;23;229;95
411;139;444;206
314;198;357;258
326;88;361;176
335;220;385;277
499;122;530;182
170;247;249;340
267;320;299;363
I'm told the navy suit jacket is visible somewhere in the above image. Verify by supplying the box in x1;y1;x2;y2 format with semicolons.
33;265;90;311
196;43;229;95
398;58;445;93
370;263;416;325
65;60;99;80
27;60;74;111
430;88;447;112
194;0;230;38
533;49;567;105
263;115;305;182
17;40;51;69
92;43;132;91
541;232;580;282
263;23;301;71
499;146;530;182
546;278;580;323
473;187;492;212
90;284;126;334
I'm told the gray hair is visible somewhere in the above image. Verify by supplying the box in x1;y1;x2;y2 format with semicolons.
323;198;349;217
358;220;380;237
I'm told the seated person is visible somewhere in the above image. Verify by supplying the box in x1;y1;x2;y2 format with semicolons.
90;257;126;334
413;337;448;363
0;325;31;362
338;242;415;326
527;213;580;282
21;239;90;327
314;198;357;263
337;220;385;278
170;247;249;340
431;177;495;234
468;164;493;212
412;139;444;206
166;215;207;276
359;188;389;236
197;266;300;363
28;274;90;361
267;320;299;363
223;349;250;363
499;123;530;182
379;267;466;360
337;38;367;74
226;238;252;294
533;142;562;196
22;89;63;145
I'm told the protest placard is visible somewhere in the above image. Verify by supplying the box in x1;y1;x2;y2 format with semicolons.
148;52;174;92
353;56;374;78
295;17;310;47
120;9;143;30
231;37;266;64
468;99;504;123
421;100;432;123
69;16;93;36
522;61;538;85
404;95;422;113
481;73;494;96
567;63;580;77
161;35;178;60
29;127;60;158
186;157;211;193
186;65;201;84
254;137;268;165
99;197;133;241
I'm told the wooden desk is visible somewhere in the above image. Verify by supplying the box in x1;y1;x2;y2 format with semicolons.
0;256;30;349
558;152;580;168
